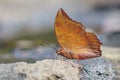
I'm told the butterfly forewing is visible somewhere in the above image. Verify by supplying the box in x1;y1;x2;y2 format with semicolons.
55;9;91;51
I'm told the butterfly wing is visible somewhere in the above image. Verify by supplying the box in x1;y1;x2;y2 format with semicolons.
74;32;102;59
54;9;101;59
86;32;102;52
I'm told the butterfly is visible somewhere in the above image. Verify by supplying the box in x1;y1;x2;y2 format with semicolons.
54;8;102;60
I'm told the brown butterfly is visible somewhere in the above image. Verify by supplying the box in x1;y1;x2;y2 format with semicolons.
54;8;102;60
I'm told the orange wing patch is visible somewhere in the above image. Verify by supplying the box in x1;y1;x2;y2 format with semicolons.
54;8;102;60
86;32;102;51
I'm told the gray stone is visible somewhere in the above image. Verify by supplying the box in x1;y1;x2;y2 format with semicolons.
0;58;117;80
80;58;116;80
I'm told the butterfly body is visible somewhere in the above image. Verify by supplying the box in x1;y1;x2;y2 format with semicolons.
54;8;102;60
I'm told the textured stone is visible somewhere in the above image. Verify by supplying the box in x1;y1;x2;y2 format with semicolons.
0;59;81;80
80;58;116;80
0;58;117;80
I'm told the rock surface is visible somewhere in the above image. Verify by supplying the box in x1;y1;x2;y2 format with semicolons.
0;58;117;80
0;59;81;80
80;58;116;80
101;46;120;79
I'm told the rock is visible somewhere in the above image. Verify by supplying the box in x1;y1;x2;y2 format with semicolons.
80;58;116;80
0;58;117;80
0;59;82;80
101;46;120;80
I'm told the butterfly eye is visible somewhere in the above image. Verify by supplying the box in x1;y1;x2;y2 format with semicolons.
56;50;58;53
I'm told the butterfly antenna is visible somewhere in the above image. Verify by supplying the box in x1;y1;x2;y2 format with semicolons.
40;41;58;50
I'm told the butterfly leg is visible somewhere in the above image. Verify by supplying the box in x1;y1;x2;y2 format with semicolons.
69;52;74;59
60;56;64;61
55;53;64;61
77;60;80;65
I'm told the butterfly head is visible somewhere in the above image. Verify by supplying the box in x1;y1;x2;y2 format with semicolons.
56;49;65;55
56;49;74;59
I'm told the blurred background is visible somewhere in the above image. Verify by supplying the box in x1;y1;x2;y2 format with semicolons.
0;0;120;63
